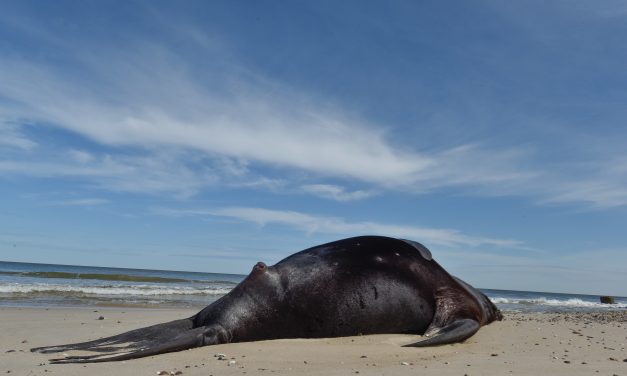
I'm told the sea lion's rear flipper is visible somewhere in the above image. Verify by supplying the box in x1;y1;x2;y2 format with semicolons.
403;318;480;347
31;318;226;363
31;318;194;354
47;326;209;363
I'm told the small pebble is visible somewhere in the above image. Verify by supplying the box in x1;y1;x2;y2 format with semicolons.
228;360;237;366
563;360;570;364
400;362;409;366
490;353;498;357
156;371;168;375
97;316;104;320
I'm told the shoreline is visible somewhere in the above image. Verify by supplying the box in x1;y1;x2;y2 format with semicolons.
2;307;625;375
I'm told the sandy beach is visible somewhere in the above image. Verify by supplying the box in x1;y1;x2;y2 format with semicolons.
1;307;625;376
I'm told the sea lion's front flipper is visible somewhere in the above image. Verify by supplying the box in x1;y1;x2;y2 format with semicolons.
403;318;480;347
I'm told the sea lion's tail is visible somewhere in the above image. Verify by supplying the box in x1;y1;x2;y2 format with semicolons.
31;317;211;363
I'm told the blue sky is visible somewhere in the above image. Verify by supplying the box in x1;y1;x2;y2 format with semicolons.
1;1;626;295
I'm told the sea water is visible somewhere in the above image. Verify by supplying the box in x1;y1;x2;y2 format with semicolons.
0;261;241;308
1;261;625;312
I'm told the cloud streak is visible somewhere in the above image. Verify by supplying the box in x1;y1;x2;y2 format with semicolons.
0;122;37;150
156;206;526;250
0;149;219;198
0;52;431;186
301;184;376;201
0;15;626;208
49;198;110;206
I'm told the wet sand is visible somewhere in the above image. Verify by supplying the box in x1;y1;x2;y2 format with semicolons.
1;307;625;375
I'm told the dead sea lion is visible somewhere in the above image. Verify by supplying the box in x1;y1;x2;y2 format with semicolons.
32;235;502;363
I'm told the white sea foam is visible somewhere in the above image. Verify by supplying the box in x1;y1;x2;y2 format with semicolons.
0;283;233;296
490;296;627;309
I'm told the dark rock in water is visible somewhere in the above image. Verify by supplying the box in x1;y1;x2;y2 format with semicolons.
600;296;615;304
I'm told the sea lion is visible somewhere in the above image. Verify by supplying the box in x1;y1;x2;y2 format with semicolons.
32;236;502;363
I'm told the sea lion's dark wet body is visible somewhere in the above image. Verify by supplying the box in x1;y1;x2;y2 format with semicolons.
32;236;502;363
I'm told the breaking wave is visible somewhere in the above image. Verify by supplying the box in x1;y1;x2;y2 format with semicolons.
0;283;233;296
490;296;627;309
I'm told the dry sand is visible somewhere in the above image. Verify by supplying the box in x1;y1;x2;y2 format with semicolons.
1;307;625;376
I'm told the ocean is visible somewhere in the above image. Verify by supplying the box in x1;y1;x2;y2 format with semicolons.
1;261;625;312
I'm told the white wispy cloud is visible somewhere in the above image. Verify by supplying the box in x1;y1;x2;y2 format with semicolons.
0;150;219;198
0;121;37;150
301;184;376;201
0;53;431;186
0;16;626;208
535;156;627;208
231;177;287;192
49;198;110;206
0;55;551;203
155;206;525;249
0;23;536;199
68;149;95;164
